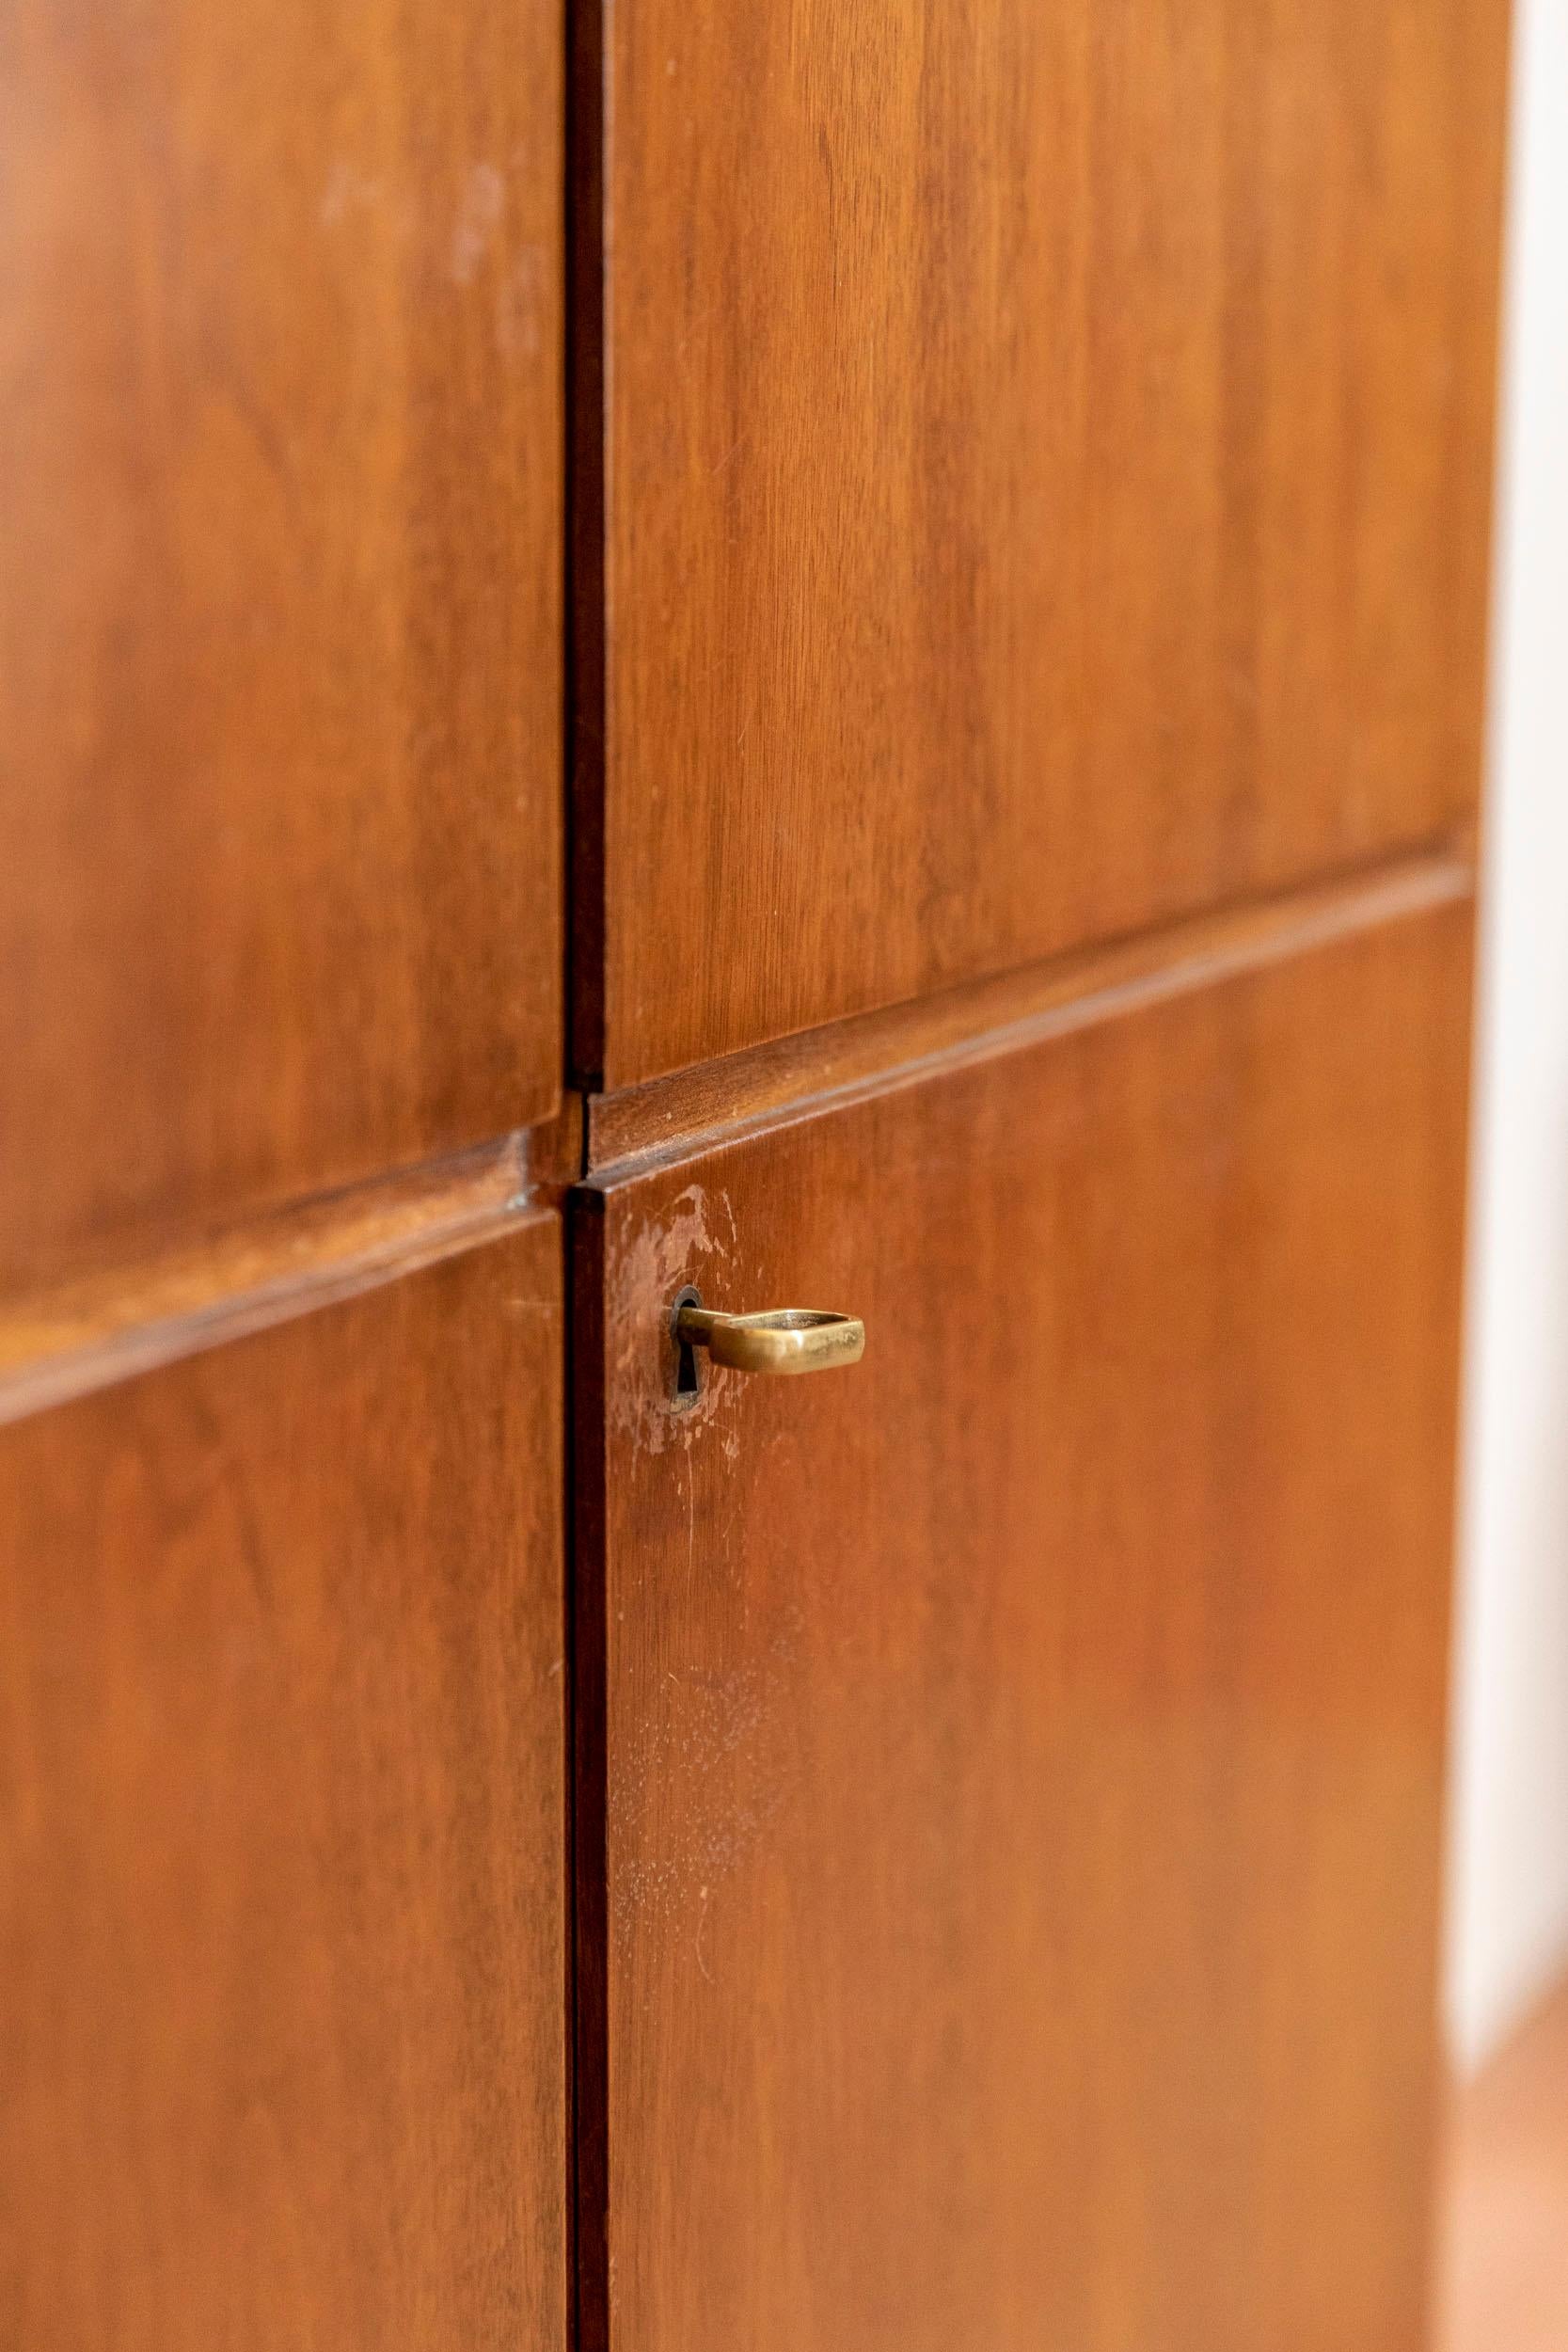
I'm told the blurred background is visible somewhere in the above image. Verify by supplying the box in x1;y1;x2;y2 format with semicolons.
1442;0;1568;2337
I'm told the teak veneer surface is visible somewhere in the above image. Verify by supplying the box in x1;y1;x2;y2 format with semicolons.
584;0;1506;1085
0;0;562;1295
578;901;1472;2352
0;1227;567;2352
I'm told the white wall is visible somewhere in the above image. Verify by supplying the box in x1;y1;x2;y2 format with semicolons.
1446;0;1568;2075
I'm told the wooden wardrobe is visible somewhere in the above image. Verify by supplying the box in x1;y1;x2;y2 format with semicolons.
0;3;1509;2346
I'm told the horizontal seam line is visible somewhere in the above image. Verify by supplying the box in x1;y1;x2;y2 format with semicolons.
585;834;1477;1185
0;1128;550;1429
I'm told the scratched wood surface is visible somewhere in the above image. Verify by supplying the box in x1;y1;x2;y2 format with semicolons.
0;0;562;1295
584;0;1507;1084
0;1224;566;2352
578;901;1472;2352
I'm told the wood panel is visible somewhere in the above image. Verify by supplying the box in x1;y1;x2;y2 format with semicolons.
0;0;562;1295
578;900;1472;2352
586;0;1506;1085
585;844;1473;1174
0;1221;566;2352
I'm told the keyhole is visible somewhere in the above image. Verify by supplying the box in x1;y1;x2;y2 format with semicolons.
671;1285;703;1406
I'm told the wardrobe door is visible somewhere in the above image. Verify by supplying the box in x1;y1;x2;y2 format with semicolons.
578;0;1506;1084
575;896;1471;2352
0;0;562;1295
0;1226;566;2352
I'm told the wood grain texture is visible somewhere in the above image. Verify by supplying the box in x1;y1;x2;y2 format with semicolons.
579;902;1473;2352
588;0;1507;1085
0;1133;542;1431
587;838;1473;1175
0;0;562;1295
0;1094;584;1433
0;1223;566;2352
